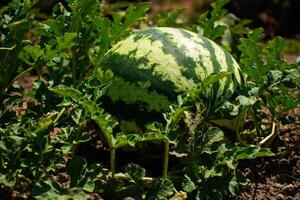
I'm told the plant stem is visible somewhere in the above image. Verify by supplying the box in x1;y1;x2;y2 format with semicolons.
12;150;22;166
0;66;34;99
111;148;116;179
72;51;77;87
235;112;245;145
114;173;154;182
53;107;66;125
258;122;276;146
163;139;169;179
71;143;79;158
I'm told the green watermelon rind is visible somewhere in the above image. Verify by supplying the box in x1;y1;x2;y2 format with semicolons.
99;27;242;114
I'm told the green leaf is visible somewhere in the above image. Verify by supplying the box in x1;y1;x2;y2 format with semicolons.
143;132;166;142
113;133;142;149
18;44;43;66
124;2;151;27
201;72;231;88
146;179;174;200
124;197;135;200
202;127;224;154
187;72;231;102
231;19;251;35
248;28;264;41
210;25;227;40
158;8;186;27
31;115;54;138
238;28;266;85
229;172;246;195
64;188;89;200
182;174;196;193
32;180;88;200
32;181;61;199
125;163;146;183
236;95;257;109
283;66;300;86
144;122;167;141
56;32;77;50
211;119;236;131
203;127;224;145
51;84;118;149
204;164;225;179
34;19;64;38
91;112;116;148
211;0;230;10
109;2;151;43
81;177;95;193
71;109;83;125
0;173;16;187
266;36;285;62
216;144;274;170
67;156;87;187
198;0;230;40
125;134;142;146
235;146;275;160
69;0;98;32
50;85;83;102
267;70;283;86
196;188;222;200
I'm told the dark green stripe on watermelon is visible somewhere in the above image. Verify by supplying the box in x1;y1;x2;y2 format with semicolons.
132;29;201;82
101;50;179;100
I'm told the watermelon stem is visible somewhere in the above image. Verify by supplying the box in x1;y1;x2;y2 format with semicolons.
162;139;169;179
111;148;116;179
235;109;247;145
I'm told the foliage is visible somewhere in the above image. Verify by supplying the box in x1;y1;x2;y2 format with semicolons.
0;0;299;199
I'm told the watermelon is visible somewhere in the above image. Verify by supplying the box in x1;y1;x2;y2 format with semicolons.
98;27;242;132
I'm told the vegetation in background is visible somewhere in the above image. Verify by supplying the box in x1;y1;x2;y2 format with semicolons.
0;0;299;199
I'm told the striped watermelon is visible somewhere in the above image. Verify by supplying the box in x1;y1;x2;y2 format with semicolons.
98;27;242;132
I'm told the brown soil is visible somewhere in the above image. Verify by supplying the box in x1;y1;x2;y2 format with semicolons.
229;124;300;200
